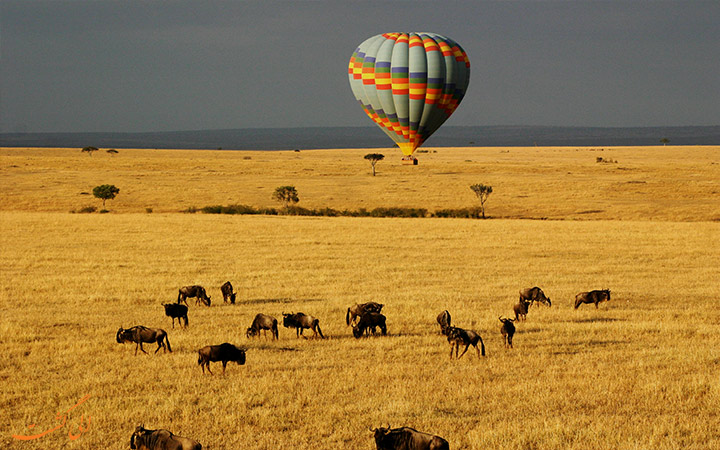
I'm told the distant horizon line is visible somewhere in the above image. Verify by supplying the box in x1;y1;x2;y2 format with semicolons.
3;124;719;135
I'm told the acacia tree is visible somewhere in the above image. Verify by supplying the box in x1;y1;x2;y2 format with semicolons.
81;146;99;156
93;184;120;209
660;138;670;146
273;185;299;209
470;183;493;219
364;153;385;176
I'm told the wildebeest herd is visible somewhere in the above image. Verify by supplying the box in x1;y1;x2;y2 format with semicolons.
118;282;611;449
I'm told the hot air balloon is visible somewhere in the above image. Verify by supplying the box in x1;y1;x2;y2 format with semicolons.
348;32;470;163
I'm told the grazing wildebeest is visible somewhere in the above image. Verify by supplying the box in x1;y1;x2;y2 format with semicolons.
499;317;516;348
445;326;485;359
246;313;279;340
372;425;449;450
519;286;552;307
220;281;236;304
177;285;211;306
130;425;201;450
163;303;188;328
513;300;531;321
197;343;246;374
346;302;384;326
282;312;325;339
574;289;611;309
116;326;171;355
436;310;451;335
352;312;387;338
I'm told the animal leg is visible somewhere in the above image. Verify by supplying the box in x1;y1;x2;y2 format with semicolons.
155;339;163;354
449;342;455;359
206;363;213;375
222;361;227;374
458;343;470;359
138;342;148;355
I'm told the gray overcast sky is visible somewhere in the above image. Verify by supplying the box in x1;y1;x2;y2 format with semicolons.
1;0;719;133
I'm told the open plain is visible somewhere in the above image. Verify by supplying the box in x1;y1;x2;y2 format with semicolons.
1;145;719;449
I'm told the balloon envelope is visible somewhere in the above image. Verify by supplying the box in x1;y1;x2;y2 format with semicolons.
348;32;470;156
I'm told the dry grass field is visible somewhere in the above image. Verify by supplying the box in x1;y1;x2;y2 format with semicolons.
1;145;719;449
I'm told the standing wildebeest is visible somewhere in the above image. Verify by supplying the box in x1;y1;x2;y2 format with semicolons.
499;317;516;348
116;326;171;355
520;286;552;307
197;343;246;374
445;326;485;359
352;312;387;338
163;303;188;328
130;425;201;450
221;281;236;304
346;302;384;326
574;289;611;309
372;425;449;450
282;312;325;339
436;310;451;334
513;300;531;321
177;285;211;306
246;313;279;340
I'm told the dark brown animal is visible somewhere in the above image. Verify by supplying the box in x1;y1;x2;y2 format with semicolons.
436;310;451;334
519;286;552;307
163;303;188;328
116;326;171;355
347;302;384;326
513;300;530;321
574;289;611;309
246;313;279;340
352;312;387;338
221;281;236;304
372;425;449;450
130;425;201;450
197;343;246;374
282;312;325;339
445;326;485;359
499;317;516;348
177;285;211;306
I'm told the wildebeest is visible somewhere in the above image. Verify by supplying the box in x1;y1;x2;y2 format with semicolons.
220;281;236;304
282;312;325;339
163;303;188;328
519;286;552;307
197;343;246;374
352;312;387;338
445;326;485;359
116;326;171;355
246;313;279;340
372;425;449;450
130;425;201;450
499;317;516;348
177;285;211;306
513;300;530;321
574;289;611;309
436;310;451;334
346;302;384;326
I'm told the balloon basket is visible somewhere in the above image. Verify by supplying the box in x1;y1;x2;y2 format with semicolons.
401;156;418;166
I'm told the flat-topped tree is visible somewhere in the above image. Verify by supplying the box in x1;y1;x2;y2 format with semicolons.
364;153;385;176
93;184;120;209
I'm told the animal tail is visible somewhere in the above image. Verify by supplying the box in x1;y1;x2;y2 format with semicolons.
315;320;325;339
479;337;486;356
346;308;351;326
165;334;172;353
272;321;279;340
184;315;189;327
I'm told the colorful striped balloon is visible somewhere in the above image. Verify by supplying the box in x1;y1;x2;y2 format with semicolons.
348;32;470;156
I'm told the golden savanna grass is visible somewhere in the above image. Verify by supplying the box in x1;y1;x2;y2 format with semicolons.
1;146;719;449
